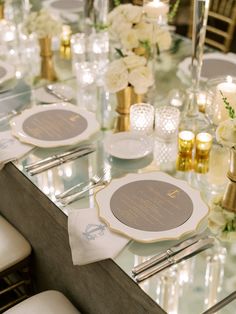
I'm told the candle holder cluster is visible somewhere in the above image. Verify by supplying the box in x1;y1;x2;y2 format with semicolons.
130;104;180;137
176;131;213;173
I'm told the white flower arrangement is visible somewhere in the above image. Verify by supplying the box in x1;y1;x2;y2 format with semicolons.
104;55;154;94
104;4;172;94
22;9;62;39
208;195;236;242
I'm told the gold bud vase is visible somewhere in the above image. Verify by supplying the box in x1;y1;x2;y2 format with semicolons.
222;146;236;212
115;86;143;132
39;37;57;82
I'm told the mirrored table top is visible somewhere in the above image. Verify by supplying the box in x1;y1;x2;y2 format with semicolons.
0;34;235;314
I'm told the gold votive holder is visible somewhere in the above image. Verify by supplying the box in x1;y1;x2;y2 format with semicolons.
178;131;195;155
194;156;210;173
176;154;193;172
195;132;213;157
60;25;72;59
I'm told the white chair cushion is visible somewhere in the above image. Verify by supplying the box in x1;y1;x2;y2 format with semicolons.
0;215;31;272
3;290;81;314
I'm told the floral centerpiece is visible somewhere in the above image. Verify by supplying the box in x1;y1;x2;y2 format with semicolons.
104;4;172;97
22;9;62;39
22;9;62;81
208;195;236;241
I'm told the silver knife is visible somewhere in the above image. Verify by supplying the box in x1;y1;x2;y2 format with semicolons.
132;232;207;275
29;148;95;175
25;145;94;171
135;237;215;282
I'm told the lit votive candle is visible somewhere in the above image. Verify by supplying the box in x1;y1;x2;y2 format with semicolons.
195;132;213;157
178;131;195;155
60;25;72;59
143;0;169;20
71;33;86;68
213;76;236;124
155;106;180;140
130;103;154;134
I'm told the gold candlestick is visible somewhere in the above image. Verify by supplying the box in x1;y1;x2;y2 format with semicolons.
39;36;57;81
0;3;4;20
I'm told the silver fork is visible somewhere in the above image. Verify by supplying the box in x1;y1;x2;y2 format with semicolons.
58;178;108;206
56;168;109;202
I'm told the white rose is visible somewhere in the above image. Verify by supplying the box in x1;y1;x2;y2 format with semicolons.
134;21;153;44
155;28;172;51
128;66;154;94
120;29;139;50
121;4;142;24
123;55;146;70
104;59;129;93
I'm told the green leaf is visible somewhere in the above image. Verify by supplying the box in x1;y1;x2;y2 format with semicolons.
220;91;236;119
115;48;125;58
168;0;181;23
113;0;121;7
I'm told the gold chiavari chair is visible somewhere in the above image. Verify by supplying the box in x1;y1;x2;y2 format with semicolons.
188;0;236;53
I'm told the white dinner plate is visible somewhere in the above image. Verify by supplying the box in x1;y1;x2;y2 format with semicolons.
95;172;209;243
34;83;75;104
10;102;99;148
0;60;15;86
104;132;153;159
178;52;236;81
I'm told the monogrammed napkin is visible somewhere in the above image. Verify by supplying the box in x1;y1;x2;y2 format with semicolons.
0;130;33;170
68;207;129;265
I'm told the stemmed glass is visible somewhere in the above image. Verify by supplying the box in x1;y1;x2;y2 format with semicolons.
181;0;210;132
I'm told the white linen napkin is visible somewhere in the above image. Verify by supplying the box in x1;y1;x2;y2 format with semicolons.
68;207;130;265
0;131;33;170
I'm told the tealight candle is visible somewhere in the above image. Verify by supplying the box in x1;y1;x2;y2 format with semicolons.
213;76;236;124
143;0;169;20
71;33;86;70
195;132;213;157
178;131;195;155
155;106;180;140
60;25;72;59
130;103;154;134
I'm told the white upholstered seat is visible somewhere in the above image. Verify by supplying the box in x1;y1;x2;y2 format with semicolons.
0;215;31;272
3;290;81;314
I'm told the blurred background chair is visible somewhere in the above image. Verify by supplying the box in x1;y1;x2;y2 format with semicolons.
0;215;32;312
3;290;81;314
188;0;236;53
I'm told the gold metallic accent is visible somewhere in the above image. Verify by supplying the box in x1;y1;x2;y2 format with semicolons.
0;4;4;20
60;25;72;60
116;86;143;115
194;156;210;174
176;154;193;172
39;37;57;82
114;114;130;132
222;146;236;212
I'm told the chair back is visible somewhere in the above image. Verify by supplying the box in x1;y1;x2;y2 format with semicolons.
188;0;236;53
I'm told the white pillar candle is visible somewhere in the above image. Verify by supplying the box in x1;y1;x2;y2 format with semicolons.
143;0;169;19
213;76;236;125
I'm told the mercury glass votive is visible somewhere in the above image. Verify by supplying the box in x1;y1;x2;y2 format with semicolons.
155;106;180;140
178;131;195;155
195;132;213;157
130;103;154;134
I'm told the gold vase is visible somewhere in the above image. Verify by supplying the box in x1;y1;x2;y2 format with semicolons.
115;86;144;132
0;3;4;20
39;37;57;81
116;86;143;115
222;146;236;212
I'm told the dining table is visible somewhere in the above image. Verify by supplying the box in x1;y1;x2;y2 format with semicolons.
0;25;236;314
